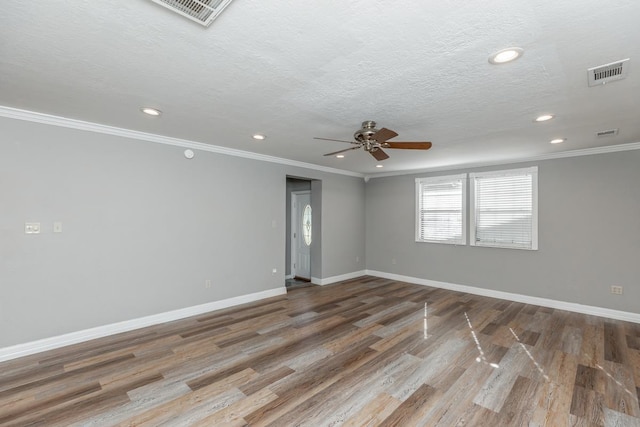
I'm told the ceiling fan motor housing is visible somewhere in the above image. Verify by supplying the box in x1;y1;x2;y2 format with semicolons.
354;121;379;150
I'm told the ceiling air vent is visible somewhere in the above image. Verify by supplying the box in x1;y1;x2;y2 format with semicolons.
149;0;234;27
587;58;630;87
596;128;619;137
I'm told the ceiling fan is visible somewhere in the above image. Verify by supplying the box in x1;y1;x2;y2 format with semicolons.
314;121;432;161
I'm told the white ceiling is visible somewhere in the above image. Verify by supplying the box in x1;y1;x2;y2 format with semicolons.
2;0;639;174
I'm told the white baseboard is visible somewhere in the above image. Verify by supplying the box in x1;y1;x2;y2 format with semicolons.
366;270;640;324
311;270;367;286
285;274;294;280
0;287;286;363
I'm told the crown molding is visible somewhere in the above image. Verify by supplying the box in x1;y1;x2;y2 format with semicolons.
0;106;364;179
6;105;637;182
365;141;640;180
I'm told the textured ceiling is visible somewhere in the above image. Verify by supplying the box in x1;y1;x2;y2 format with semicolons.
2;0;639;174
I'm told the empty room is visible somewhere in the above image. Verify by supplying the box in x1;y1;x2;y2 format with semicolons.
1;1;639;426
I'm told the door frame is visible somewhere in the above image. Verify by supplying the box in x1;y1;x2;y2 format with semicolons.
291;190;311;280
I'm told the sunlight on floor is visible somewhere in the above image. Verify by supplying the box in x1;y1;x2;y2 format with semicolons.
509;327;550;382
595;363;636;398
464;312;499;369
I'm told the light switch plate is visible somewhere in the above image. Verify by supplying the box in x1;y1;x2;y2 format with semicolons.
25;222;41;234
53;222;63;233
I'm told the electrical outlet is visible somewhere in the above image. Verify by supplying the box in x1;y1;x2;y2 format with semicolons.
610;285;623;295
272;268;277;274
392;258;397;265
356;256;360;263
205;279;212;289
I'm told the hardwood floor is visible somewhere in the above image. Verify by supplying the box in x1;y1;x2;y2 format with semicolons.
1;276;639;426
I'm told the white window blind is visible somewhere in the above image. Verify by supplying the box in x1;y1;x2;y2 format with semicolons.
470;167;538;250
415;174;466;244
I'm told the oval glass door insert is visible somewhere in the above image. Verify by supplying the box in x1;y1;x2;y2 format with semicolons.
302;204;312;246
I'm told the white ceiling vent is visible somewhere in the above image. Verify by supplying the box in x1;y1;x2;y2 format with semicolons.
149;0;234;27
587;58;630;87
596;128;619;137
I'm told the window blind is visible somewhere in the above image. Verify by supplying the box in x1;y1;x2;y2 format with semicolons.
470;167;538;250
415;174;466;244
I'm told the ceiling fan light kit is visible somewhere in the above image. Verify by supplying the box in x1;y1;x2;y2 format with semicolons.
315;121;432;162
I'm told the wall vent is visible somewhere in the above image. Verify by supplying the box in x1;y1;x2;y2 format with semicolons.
596;128;619;137
588;58;630;87
149;0;234;27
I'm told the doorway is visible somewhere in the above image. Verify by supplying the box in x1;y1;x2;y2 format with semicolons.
285;177;320;289
291;191;311;280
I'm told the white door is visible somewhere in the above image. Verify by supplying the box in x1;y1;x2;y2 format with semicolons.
292;192;311;280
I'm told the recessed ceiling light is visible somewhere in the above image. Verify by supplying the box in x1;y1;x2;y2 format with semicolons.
252;134;266;140
336;154;345;158
535;114;554;122
375;164;384;168
140;107;162;116
488;47;524;64
550;138;566;144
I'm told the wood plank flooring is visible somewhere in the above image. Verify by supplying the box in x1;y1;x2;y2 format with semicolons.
1;276;639;426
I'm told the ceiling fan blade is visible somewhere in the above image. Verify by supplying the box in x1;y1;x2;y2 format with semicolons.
370;148;389;161
372;128;398;143
323;146;360;156
313;137;357;144
385;141;432;150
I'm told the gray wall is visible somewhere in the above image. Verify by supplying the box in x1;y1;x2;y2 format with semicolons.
0;117;366;347
366;150;640;313
320;175;365;277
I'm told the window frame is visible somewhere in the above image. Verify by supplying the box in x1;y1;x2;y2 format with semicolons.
469;166;538;250
415;173;467;245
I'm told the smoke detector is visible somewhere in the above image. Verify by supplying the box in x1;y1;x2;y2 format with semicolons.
149;0;235;27
588;59;630;87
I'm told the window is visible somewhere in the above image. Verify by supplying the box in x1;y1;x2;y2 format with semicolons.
415;174;467;244
470;167;538;250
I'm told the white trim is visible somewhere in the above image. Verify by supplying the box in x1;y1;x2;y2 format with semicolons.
311;270;366;286
0;106;363;179
365;270;640;324
531;170;539;250
5;105;639;181
365;141;640;180
0;287;286;362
